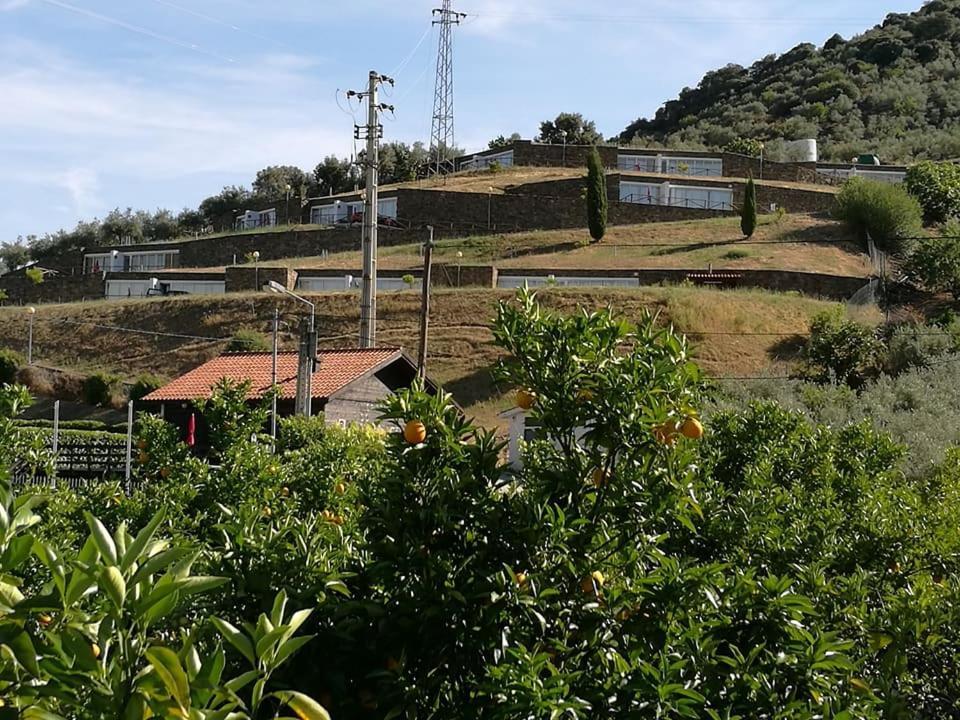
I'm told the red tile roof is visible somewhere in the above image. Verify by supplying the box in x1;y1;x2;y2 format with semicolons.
143;348;403;402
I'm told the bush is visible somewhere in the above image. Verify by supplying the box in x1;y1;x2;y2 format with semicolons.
833;177;923;253
903;233;960;299
82;371;119;407
724;137;764;157
277;414;328;452
904;160;960;224
25;266;44;284
227;328;271;352
129;372;165;401
882;322;960;375
0;348;23;385
805;306;881;386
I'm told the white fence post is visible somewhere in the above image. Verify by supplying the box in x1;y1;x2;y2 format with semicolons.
52;400;60;455
124;401;134;490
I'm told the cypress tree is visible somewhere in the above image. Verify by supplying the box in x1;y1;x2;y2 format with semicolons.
586;147;608;242
741;176;758;238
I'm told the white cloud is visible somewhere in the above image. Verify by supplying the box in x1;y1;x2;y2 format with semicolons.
0;37;350;233
0;0;30;9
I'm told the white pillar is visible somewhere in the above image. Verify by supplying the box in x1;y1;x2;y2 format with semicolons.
124;401;134;489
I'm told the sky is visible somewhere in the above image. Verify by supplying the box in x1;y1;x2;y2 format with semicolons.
0;0;925;241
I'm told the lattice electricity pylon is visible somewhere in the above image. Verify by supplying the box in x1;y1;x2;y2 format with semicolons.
430;1;466;175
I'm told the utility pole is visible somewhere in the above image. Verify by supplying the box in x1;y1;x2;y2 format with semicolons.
430;1;467;175
417;226;435;378
349;71;394;349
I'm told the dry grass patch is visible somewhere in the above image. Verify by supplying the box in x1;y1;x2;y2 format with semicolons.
0;287;856;428
268;214;870;277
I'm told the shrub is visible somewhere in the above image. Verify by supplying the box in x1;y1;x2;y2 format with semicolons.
277;414;328;452
82;371;119;407
724;137;764;157
805;306;881;386
904;160;960;224
25;267;44;284
882;322;960;375
585;146;607;242
741;176;758;237
0;348;23;385
129;372;165;401
903;234;960;299
227;328;271;352
833;177;923;253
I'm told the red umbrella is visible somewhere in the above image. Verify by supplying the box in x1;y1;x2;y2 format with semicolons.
186;413;196;448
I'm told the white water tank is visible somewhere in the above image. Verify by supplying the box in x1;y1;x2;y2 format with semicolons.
786;139;819;162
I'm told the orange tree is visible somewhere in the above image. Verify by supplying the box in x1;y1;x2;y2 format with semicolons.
300;289;881;718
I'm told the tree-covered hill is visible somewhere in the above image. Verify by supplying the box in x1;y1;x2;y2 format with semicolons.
621;0;960;164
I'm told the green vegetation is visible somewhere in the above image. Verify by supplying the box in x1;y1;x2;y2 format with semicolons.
805;306;882;386
227;328;271;353
536;112;603;145
833;177;922;253
725;137;764;157
0;348;22;385
585;147;608;242
904;160;960;223
4;292;960;717
129;373;165;402
621;1;960;163
904;231;960;299
83;372;119;408
25;267;44;285
741;176;758;237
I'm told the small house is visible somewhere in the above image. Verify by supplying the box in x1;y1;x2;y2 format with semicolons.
141;348;435;442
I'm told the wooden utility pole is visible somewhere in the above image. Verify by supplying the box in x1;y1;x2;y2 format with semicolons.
417;226;435;378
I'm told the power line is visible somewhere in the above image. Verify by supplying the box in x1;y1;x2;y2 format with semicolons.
466;12;888;27
144;0;292;49
37;0;235;63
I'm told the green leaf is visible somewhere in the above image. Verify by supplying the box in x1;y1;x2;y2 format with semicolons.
102;566;127;610
224;669;260;693
0;626;40;676
84;512;118;565
146;646;191;711
211;617;256;664
121;509;166;572
22;709;68;720
272;690;332;720
273;635;314;670
178;576;229;597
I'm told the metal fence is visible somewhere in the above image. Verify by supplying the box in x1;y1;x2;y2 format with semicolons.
620;194;733;211
11;433;128;489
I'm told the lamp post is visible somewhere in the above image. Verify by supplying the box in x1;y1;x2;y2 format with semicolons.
456;251;463;287
252;251;260;292
26;306;35;365
264;281;315;417
487;186;494;230
285;184;292;226
561;130;568;166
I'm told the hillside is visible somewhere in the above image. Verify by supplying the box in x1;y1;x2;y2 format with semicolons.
0;287;873;428
273;214;870;277
621;0;960;163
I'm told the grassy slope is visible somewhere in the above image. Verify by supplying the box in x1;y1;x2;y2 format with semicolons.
232;214;870;278
0;287;864;428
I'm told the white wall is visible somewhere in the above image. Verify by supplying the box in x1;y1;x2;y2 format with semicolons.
498;275;638;290
105;279;225;298
297;276;420;292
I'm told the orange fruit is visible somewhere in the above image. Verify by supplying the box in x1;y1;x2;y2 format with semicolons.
404;420;427;445
515;572;529;589
136;439;147;450
580;570;605;595
262;507;272;518
680;417;704;440
91;643;101;659
577;388;595;403
386;657;401;672
38;614;52;627
592;468;609;488
334;482;347;495
280;486;290;498
516;389;537;411
653;422;680;446
138;451;149;464
160;467;171;479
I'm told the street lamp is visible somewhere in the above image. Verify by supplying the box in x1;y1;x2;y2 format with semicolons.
456;251;464;287
264;281;316;417
285;184;293;226
487;185;494;230
252;250;260;292
561;130;568;166
26;306;36;365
